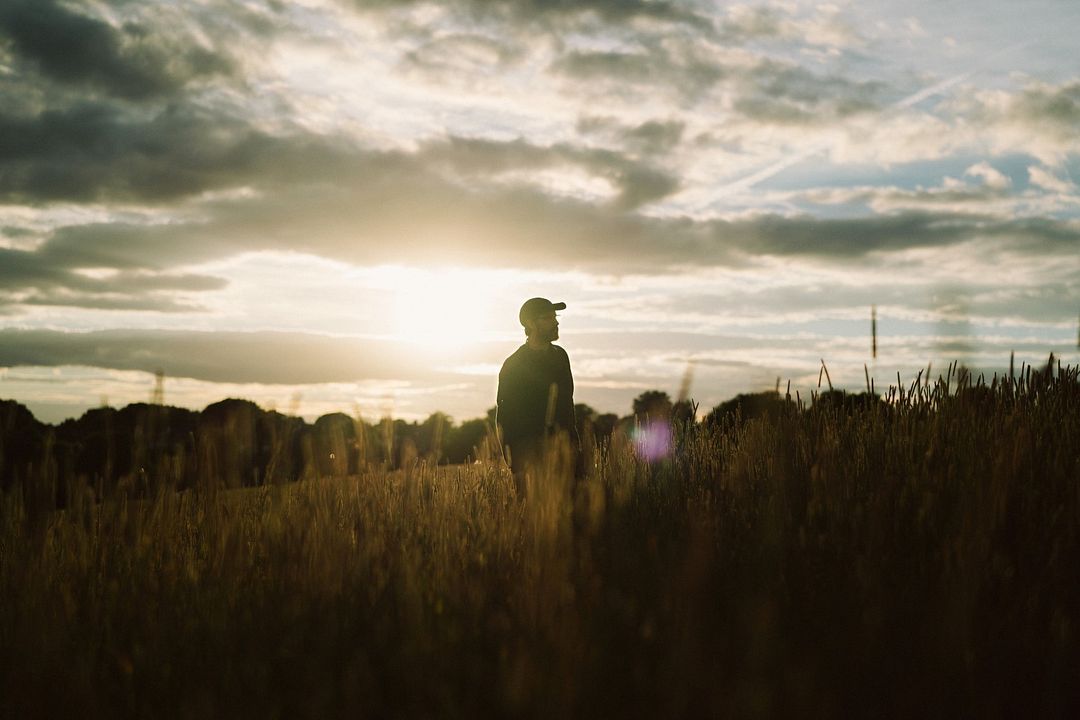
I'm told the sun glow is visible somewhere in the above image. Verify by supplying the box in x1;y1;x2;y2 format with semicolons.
383;267;503;349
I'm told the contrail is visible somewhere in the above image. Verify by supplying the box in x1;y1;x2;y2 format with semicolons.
702;41;1030;204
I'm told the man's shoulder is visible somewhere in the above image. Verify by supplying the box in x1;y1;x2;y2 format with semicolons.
500;344;530;372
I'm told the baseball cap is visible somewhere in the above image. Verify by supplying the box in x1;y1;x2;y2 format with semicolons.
519;297;566;325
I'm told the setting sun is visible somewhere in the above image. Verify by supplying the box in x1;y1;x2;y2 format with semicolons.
385;267;502;349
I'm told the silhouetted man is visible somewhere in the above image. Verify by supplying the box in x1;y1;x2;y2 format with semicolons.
497;297;579;492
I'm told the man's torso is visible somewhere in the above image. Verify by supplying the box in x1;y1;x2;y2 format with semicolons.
497;344;575;449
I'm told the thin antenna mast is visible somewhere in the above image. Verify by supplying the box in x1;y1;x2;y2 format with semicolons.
871;305;877;360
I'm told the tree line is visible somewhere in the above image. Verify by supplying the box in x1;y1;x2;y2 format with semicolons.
0;387;878;498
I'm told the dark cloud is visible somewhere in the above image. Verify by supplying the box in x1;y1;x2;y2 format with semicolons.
1;225;37;239
16;293;210;313
418;135;680;209
0;329;452;385
366;0;720;97
550;48;726;99
732;61;885;124
1007;81;1080;140
0;102;354;203
0;246;75;288
799;184;1012;214
349;0;709;27
576;115;617;135
20;190;1080;306
552;48;883;122
985;216;1080;254
623;119;685;154
0;245;227;312
578;116;685;155
0;0;234;100
939;79;1080;157
554;51;656;81
724;212;976;257
32;223;208;272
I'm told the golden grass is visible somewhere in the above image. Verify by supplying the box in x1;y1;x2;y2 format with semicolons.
1;365;1078;718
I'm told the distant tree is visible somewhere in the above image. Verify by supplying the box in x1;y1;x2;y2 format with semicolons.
55;403;199;494
572;403;620;444
199;398;263;489
632;390;672;419
672;399;697;424
444;418;489;464
574;403;596;440
812;390;881;415
0;400;45;492
313;412;360;477
703;391;787;426
418;412;452;462
261;410;307;483
592;413;619;441
376;418;422;469
57;406;126;490
366;417;401;468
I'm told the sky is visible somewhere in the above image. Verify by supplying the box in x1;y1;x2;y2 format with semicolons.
1;0;1078;424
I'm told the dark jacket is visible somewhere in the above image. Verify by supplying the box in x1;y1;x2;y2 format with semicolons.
497;343;577;472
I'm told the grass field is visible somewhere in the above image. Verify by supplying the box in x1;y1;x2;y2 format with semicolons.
2;363;1078;719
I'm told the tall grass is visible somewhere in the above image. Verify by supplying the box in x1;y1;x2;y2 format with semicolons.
1;364;1078;718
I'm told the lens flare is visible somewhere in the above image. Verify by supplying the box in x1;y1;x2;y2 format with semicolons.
632;420;672;462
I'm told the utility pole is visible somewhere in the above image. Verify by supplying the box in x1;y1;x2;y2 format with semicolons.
871;305;877;360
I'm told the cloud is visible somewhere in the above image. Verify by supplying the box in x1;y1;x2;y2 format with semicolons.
730;60;885;125
578;116;686;155
552;47;885;125
589;263;1080;330
0;329;449;385
0;0;234;100
348;0;709;28
421;135;680;209
1027;165;1076;194
0;101;354;203
964;161;1010;190
2;89;1076;317
1007;80;1080;141
0;92;680;210
549;46;727;100
716;4;861;50
401;32;524;82
934;79;1080;163
18;193;1080;313
798;179;1015;216
717;5;787;41
0;245;228;312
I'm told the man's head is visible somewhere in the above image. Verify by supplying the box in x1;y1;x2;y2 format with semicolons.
519;297;565;343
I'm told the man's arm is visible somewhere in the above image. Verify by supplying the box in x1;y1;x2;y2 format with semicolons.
557;346;579;443
496;359;520;444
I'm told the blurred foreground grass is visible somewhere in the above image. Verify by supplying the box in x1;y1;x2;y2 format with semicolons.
2;366;1078;719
